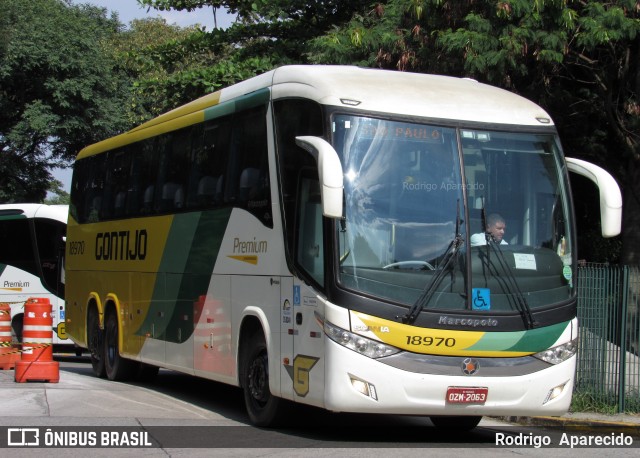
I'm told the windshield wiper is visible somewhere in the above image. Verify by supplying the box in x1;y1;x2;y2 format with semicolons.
399;200;464;324
485;241;537;329
479;203;536;329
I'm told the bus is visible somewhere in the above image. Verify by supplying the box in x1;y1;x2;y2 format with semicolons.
0;204;70;347
65;65;622;429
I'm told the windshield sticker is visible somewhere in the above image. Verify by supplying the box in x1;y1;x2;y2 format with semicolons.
514;253;537;270
472;288;491;311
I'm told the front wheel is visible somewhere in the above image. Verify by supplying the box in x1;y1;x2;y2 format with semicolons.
242;332;284;427
430;415;482;431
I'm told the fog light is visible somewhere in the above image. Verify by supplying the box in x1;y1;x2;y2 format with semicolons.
543;380;569;404
349;374;378;400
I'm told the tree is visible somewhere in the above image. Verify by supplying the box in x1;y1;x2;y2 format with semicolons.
111;17;274;120
0;0;131;202
45;180;71;205
309;0;639;263
137;1;372;78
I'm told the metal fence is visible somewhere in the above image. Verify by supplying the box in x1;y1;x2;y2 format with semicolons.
575;264;640;413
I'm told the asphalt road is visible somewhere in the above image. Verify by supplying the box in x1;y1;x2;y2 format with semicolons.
0;354;636;457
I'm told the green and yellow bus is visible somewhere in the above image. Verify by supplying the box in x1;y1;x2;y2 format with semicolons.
65;65;622;429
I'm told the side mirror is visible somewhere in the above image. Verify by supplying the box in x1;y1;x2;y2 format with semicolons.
566;157;622;237
295;136;344;218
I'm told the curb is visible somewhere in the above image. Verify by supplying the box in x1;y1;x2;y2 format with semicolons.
499;416;640;436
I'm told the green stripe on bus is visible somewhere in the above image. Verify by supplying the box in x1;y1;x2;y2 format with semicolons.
204;88;270;121
466;321;569;352
135;208;232;343
505;321;569;352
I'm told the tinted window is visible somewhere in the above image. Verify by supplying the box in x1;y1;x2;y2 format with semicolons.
0;218;38;277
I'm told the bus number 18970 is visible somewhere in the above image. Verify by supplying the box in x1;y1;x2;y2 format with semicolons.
405;336;456;347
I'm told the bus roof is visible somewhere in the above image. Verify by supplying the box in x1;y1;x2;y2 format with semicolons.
77;65;554;160
0;204;68;223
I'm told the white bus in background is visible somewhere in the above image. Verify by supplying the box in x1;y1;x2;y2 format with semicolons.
0;204;70;348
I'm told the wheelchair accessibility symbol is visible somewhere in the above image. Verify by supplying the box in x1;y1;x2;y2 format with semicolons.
472;288;491;311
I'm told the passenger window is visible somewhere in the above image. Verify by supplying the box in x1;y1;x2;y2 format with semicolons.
225;106;272;227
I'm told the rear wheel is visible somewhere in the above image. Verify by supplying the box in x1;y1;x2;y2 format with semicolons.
242;331;284;427
87;308;105;378
103;310;136;381
430;415;482;431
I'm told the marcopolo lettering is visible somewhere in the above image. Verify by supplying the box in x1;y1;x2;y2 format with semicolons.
438;315;498;327
95;230;147;261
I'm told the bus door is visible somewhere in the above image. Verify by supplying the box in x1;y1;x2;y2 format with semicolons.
282;172;326;407
288;280;324;408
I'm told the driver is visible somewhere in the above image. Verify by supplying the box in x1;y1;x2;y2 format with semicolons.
470;213;508;246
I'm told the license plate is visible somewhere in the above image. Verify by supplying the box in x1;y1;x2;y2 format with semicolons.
446;387;488;404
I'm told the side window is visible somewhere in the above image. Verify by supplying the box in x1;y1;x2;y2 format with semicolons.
188;118;231;210
0;218;39;277
104;149;131;220
157;128;191;213
69;160;86;223
296;175;324;286
225;106;272;227
274;99;324;284
134;138;160;215
77;155;106;223
33;218;66;295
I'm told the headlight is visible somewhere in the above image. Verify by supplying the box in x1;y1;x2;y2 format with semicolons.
324;320;400;358
533;339;578;364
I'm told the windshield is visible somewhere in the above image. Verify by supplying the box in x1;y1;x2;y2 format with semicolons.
333;115;574;314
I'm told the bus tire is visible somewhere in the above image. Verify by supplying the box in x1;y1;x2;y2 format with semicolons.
87;307;105;378
11;314;23;344
242;331;283;427
103;310;136;381
430;415;482;431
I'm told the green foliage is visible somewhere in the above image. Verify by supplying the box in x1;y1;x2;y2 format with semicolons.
45;179;70;205
0;0;131;202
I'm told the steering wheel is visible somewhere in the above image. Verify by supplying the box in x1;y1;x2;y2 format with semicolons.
383;260;435;270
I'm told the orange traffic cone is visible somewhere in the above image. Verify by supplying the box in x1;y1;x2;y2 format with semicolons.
14;298;59;383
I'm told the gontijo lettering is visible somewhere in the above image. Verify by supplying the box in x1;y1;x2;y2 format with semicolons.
95;230;147;260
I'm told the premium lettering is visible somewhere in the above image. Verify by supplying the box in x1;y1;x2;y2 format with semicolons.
233;237;267;254
95;230;147;261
